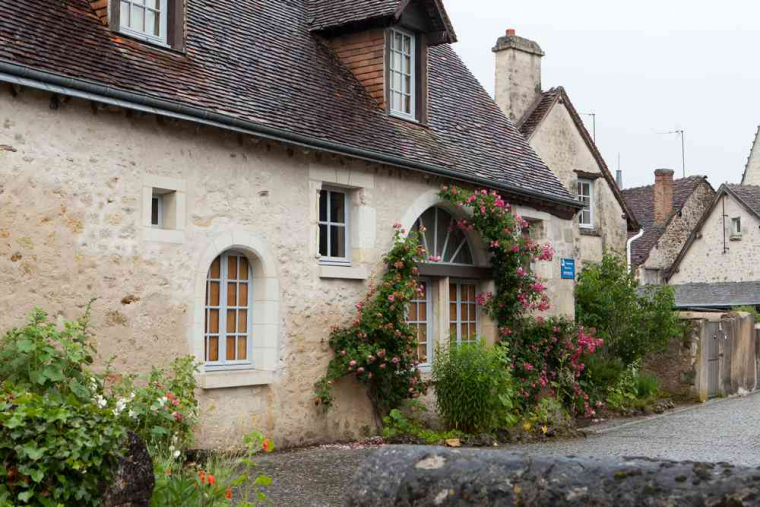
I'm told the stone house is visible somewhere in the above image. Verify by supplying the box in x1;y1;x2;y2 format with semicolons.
621;170;715;285
668;184;760;307
491;30;639;269
0;0;583;447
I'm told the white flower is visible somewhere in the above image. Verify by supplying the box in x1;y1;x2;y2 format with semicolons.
158;396;168;407
95;395;107;409
129;392;136;400
169;445;175;452
173;450;181;459
172;434;179;444
128;410;136;418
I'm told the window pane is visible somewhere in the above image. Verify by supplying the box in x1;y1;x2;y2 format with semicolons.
408;303;418;321
330;225;346;258
238;310;247;332
404;74;411;93
330;192;345;223
133;0;144;5
394;32;402;50
449;283;457;301
393;72;402;93
228;256;238;281
404;35;411;54
207;336;219;362
130;6;144;31
393;92;401;112
151;197;159;225
226;310;236;335
239;257;249;279
418;302;426;318
419;281;427;299
208;310;219;333
145;0;159;9
319;190;328;222
227;283;237;307
209;257;221;279
449;323;457;340
238;337;247;360
120;1;129;26
226;336;236;361
404;55;411;75
146;10;157;36
239;283;248;306
404;95;411;114
319;224;328;256
208;282;220;306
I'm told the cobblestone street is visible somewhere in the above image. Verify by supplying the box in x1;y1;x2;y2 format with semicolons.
254;393;760;506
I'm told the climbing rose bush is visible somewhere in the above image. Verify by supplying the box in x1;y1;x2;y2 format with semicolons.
438;185;553;326
314;225;427;422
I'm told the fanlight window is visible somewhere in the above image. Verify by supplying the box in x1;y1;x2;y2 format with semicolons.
413;207;473;265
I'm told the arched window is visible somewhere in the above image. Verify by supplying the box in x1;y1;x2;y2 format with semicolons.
413;207;473;265
205;251;253;366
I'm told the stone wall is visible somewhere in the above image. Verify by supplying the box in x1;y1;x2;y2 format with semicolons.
642;320;699;400
669;192;758;284
0;88;576;448
528;102;628;268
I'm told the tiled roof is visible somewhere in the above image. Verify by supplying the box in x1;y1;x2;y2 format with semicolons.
621;176;707;268
726;184;760;217
308;0;399;32
0;0;570;204
517;87;639;230
670;281;760;309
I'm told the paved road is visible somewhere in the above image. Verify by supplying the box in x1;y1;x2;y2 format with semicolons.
253;393;760;506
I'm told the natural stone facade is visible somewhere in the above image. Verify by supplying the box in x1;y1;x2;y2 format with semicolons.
0;89;578;447
669;187;760;284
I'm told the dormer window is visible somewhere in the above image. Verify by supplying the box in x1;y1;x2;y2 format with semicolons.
118;0;168;44
389;28;416;120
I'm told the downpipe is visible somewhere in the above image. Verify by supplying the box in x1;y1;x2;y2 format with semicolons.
626;228;644;274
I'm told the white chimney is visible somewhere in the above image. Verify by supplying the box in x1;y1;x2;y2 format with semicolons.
492;28;545;124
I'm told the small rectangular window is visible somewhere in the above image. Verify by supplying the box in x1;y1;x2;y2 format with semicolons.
151;193;163;228
318;189;350;263
577;180;593;229
732;217;742;237
118;0;168;44
389;28;416;120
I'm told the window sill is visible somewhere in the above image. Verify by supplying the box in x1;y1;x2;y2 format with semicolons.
115;29;186;55
199;370;275;389
579;228;601;237
319;265;368;280
730;235;742;241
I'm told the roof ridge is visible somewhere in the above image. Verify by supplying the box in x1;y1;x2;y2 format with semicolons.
621;175;705;193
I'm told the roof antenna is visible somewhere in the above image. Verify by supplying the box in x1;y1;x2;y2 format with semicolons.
656;129;686;178
616;153;623;188
582;112;596;142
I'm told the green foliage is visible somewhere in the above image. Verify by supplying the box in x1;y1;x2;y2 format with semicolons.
314;227;428;420
519;397;570;434
431;340;517;433
733;306;760;320
0;308;95;402
0;387;127;506
0;308;127;506
605;361;659;411
576;254;684;367
151;431;272;507
111;357;200;450
381;406;463;445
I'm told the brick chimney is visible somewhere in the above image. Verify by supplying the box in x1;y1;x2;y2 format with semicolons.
492;29;545;124
654;169;675;224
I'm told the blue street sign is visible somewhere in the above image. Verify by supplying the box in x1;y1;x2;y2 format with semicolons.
560;258;575;280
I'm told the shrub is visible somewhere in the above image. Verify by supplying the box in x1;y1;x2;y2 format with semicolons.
0;386;126;506
575;254;684;367
0;308;129;506
508;317;602;417
635;375;660;399
432;340;516;433
381;404;462;445
111;357;200;451
605;361;659;411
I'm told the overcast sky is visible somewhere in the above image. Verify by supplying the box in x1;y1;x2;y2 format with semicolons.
444;0;759;189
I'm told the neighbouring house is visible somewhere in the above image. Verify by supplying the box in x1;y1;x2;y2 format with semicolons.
491;29;639;269
0;0;583;447
741;126;760;185
621;169;715;285
668;184;760;304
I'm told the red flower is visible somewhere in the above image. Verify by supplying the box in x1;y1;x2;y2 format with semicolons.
207;474;216;486
263;438;272;453
226;487;232;499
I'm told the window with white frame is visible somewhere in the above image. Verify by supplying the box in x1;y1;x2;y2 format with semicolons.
577;179;594;228
119;0;168;44
449;281;478;345
389;28;416;120
205;252;253;368
318;189;350;264
407;279;432;366
731;217;742;237
413;207;474;265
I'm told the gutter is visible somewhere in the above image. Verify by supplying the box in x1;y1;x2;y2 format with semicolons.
627;228;644;272
0;61;583;211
